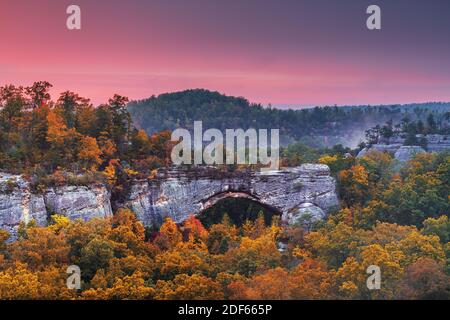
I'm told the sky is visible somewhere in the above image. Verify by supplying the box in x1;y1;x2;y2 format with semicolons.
1;0;450;106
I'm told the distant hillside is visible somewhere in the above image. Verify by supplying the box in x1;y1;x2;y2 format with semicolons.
127;89;450;148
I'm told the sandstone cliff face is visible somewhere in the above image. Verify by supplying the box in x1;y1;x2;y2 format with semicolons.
1;164;340;239
44;185;113;221
0;173;112;240
357;133;449;160
0;173;47;238
283;202;325;227
425;134;450;152
394;146;426;162
124;164;339;228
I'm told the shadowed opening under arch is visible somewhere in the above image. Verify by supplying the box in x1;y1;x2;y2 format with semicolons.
198;191;281;227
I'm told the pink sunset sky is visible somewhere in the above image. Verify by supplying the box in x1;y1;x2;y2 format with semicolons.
1;0;450;106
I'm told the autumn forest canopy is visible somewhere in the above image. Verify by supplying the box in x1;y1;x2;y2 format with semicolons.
0;81;174;196
0;82;449;300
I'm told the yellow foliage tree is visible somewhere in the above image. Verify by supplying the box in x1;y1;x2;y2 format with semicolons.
78;136;102;171
155;273;223;300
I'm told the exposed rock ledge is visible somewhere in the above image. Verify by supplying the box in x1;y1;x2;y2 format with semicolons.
357;133;449;161
394;146;426;162
1;164;339;240
124;164;339;227
358;145;426;162
0;173;112;240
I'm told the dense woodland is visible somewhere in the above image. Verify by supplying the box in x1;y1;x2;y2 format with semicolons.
0;149;449;299
128;89;450;148
0;82;449;299
0;82;173;200
364;116;450;149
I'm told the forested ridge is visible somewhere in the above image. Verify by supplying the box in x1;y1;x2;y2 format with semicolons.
128;89;450;148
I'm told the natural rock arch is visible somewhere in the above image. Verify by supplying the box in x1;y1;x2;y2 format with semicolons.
0;164;339;240
125;164;340;227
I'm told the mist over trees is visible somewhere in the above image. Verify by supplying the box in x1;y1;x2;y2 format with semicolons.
128;89;450;148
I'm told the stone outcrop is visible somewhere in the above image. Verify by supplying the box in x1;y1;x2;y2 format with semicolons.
283;202;325;226
0;173;47;238
394;146;426;162
1;164;340;240
44;185;112;221
424;134;450;152
0;173;112;240
124;164;339;227
357;134;449;159
357;144;402;158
